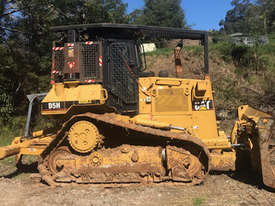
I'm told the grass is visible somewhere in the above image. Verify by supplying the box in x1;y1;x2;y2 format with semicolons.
184;45;204;56
192;197;205;206
0;116;26;147
0;117;24;165
209;42;234;63
0;156;16;166
0;130;14;147
0;126;21;147
0;113;57;147
145;47;173;57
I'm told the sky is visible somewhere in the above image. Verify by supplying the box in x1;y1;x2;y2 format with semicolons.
123;0;233;31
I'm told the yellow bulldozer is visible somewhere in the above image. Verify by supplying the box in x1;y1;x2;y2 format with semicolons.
0;24;274;188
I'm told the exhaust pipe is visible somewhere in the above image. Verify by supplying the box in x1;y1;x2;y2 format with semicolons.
174;40;183;78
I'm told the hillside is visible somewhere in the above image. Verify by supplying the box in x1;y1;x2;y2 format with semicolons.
144;39;275;118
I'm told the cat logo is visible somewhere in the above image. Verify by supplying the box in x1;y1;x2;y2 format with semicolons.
193;100;213;111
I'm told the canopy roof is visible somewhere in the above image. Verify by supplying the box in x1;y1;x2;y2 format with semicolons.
51;23;209;74
51;23;208;41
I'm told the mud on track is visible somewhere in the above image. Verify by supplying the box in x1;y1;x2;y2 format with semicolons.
0;162;274;206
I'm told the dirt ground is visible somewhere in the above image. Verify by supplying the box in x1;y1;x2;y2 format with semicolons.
0;161;274;206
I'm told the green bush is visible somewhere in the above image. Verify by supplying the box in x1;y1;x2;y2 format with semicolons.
0;116;26;146
210;41;274;76
0;85;15;123
210;42;234;63
186;45;203;56
0;92;13;122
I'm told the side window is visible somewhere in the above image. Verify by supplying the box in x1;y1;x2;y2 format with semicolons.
109;41;138;104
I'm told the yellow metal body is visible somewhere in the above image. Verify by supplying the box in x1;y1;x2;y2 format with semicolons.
41;82;108;115
137;76;231;150
41;76;232;150
40;76;223;146
0;134;53;160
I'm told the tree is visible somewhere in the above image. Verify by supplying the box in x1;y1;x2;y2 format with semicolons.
256;0;275;33
0;0;17;42
220;0;275;34
84;0;128;24
221;0;254;34
134;0;186;28
128;9;142;24
0;1;6;41
0;0;130;120
49;0;128;25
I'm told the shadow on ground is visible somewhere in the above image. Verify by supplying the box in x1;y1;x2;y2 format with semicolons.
0;161;38;179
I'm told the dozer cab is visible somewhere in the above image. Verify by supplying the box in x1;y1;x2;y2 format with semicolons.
0;24;274;188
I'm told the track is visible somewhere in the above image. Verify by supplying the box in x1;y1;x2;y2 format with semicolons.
37;112;210;187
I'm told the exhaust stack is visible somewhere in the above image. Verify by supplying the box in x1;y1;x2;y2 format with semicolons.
174;40;183;78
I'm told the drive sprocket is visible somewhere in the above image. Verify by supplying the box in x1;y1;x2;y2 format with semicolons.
68;120;101;153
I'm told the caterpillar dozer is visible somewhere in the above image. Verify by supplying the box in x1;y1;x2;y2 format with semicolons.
0;24;274;188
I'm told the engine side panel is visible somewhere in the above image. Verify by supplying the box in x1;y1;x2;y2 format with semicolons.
137;77;230;149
